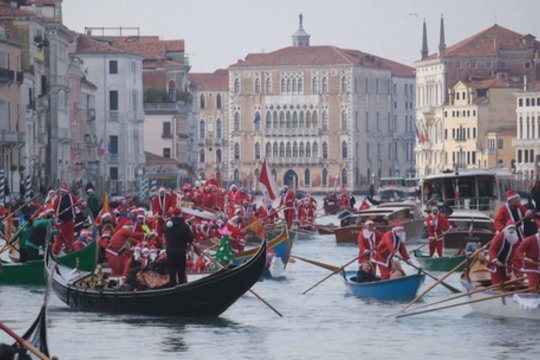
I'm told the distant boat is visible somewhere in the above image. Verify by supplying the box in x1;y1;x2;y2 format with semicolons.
342;270;425;301
413;249;466;272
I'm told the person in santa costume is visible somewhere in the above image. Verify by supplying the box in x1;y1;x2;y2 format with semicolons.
425;206;451;257
52;183;79;254
279;185;296;229
494;190;533;241
372;222;411;280
105;221;145;278
151;186;175;237
487;220;521;286
357;219;383;275
226;184;238;218
358;197;371;211
515;230;540;292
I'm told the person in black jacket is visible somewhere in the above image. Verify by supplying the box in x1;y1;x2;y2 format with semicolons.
162;208;200;286
531;181;540;213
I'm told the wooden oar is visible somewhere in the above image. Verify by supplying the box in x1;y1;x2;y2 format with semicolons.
239;205;285;233
1;192;41;224
302;256;360;295
193;243;283;317
0;321;49;360
403;276;526;314
395;254;461;293
291;254;340;271
396;240;491;315
412;232;448;253
395;287;531;319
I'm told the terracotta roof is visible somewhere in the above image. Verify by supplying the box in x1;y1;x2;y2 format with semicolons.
75;34;132;55
26;0;57;5
98;36;184;61
143;58;183;70
427;24;540;59
189;69;229;91
230;45;414;76
528;81;540;92
145;151;180;166
468;78;522;90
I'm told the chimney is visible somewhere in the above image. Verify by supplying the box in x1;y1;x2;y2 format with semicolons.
524;75;528;91
438;14;446;57
421;19;429;60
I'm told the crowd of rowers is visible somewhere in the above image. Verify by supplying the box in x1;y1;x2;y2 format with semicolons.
0;181;318;288
355;189;540;293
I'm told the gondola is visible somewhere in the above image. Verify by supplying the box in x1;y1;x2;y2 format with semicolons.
45;238;267;317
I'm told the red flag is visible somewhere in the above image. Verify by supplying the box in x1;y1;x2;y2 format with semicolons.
258;159;278;200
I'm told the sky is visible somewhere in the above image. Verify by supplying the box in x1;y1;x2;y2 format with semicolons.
63;0;540;73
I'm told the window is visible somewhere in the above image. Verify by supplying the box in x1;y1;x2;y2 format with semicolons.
293;142;298;157
322;169;328;187
305;169;311;186
306;142;311;157
281;78;286;93
110;167;118;180
485;61;492;69
286;142;291;157
255;78;261;94
216;119;222;139
341;110;347;130
163;148;171;161
234;169;240;183
198;149;204;162
200;94;205;109
342;141;348;159
266;143;271;158
216;149;222;163
279;142;285;157
298;77;303;92
299;142;305;157
109;135;118;154
292;78;297;92
109;60;118;74
365;112;369;132
234;112;240;131
162;121;172;138
322;110;328;130
234;143;240;160
199;120;205;138
266;77;272;94
376;79;379;94
216;93;222;109
265;111;272;129
322;142;328;159
109;90;118;110
365;78;369;93
376;112;380;131
255;142;260;160
273;142;278;157
312;142;319;158
322;76;328;94
234;78;240;94
468;59;477;69
341;76;347;92
312;77;319;93
341;168;348;186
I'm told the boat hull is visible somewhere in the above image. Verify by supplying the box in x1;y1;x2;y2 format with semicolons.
0;240;98;285
413;250;466;272
342;271;425;301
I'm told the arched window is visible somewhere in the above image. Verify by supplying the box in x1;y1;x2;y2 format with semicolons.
279;142;285;157
286;78;291;92
341;168;348;185
234;143;240;160
312;77;319;93
286;111;292;128
341;110;347;130
168;80;176;102
216;119;222;139
279;111;285;128
199;120;205;138
286;142;292;157
342;141;348;159
322;168;328;186
266;77;272;94
305;111;311;128
293;142;298;157
234;78;240;94
292;112;298;128
200;94;205;109
313;142;319;158
322;76;328;94
292;78;297;92
199;149;205;163
312;111;318;128
322;141;328;159
216;149;222;163
299;142;305;157
266;143;272;158
255;78;261;94
281;78;286;93
305;169;311;186
306;141;311;157
322;111;328;130
254;111;260;131
298;77;303;92
216;93;222;109
266;111;272;129
255;142;261;160
234;112;240;131
299;111;305;128
341;76;347;92
234;169;240;184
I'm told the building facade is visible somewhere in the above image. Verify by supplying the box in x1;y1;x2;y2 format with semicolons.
514;81;540;179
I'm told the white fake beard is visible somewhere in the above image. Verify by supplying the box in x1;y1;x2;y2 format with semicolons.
396;231;406;243
504;230;519;245
363;230;373;239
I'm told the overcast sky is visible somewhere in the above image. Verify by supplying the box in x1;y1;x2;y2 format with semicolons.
63;0;540;73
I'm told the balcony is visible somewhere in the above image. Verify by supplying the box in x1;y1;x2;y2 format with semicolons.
162;132;173;139
264;128;321;137
87;108;96;121
271;157;322;166
0;67;15;84
513;138;540;147
0;130;25;145
108;153;119;163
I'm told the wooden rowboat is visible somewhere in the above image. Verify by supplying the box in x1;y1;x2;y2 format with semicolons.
413;249;466;272
342;270;425;301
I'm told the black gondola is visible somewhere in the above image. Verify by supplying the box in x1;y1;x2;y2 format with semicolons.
45;239;267;317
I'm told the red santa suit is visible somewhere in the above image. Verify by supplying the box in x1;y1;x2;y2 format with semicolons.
494;191;529;241
52;184;79;254
357;221;383;275
487;222;521;285
225;217;245;252
358;197;371;211
298;203;315;230
425;208;451;257
516;232;540;291
279;186;296;229
372;224;410;280
151;188;175;237
106;226;145;277
226;186;239;218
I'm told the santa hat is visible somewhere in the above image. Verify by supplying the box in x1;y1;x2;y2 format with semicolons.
59;183;69;192
136;213;145;219
503;220;516;232
112;209;120;214
506;190;520;201
431;206;439;213
129;206;138;214
86;188;94;194
101;231;111;238
365;220;374;225
392;222;404;231
102;212;111;218
47;190;55;196
158;186;166;193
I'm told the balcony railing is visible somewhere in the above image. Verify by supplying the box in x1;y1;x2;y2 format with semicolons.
264;128;321;137
0;130;25;144
109;153;119;163
0;67;15;84
109;111;119;122
270;157;322;166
